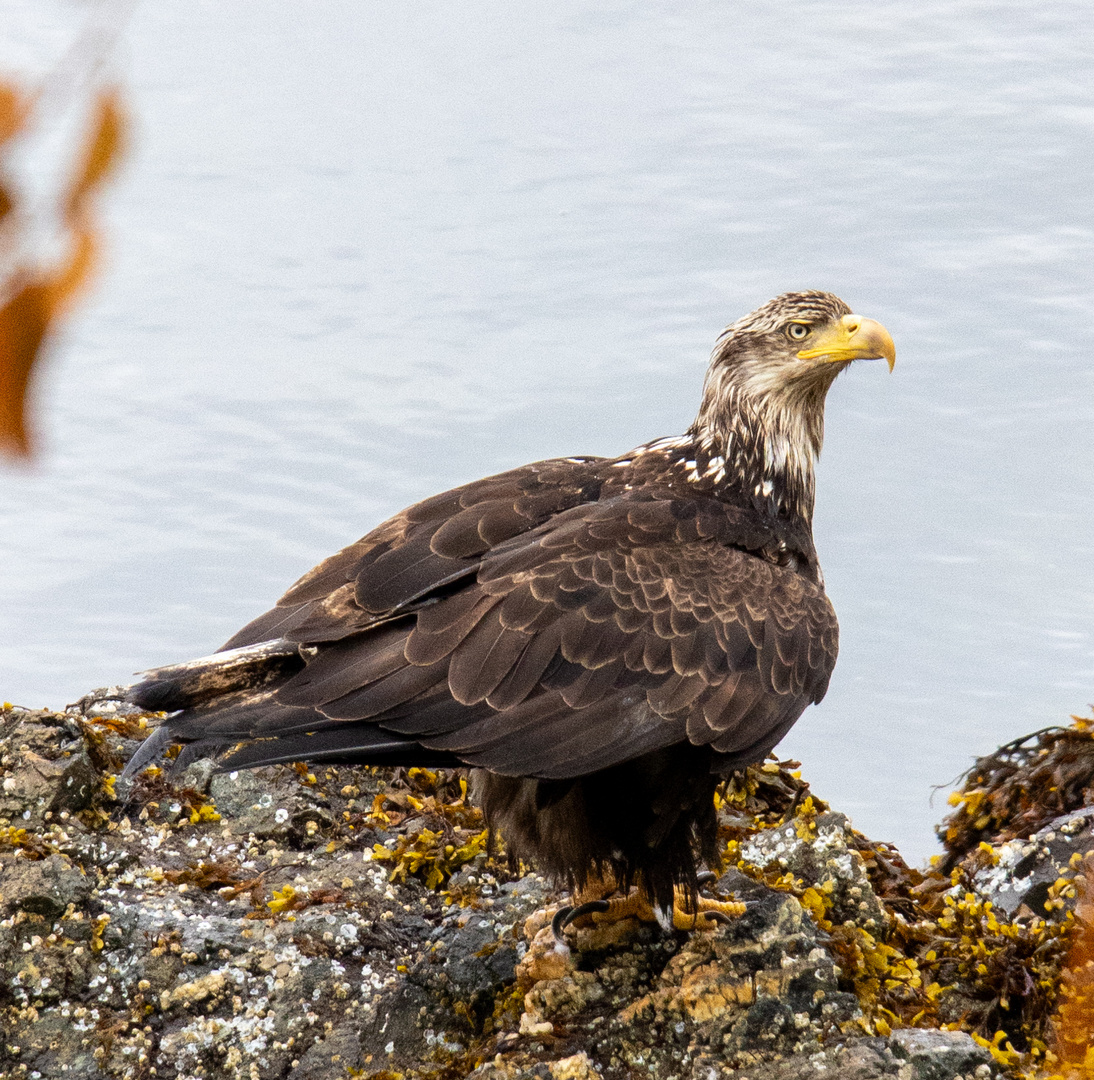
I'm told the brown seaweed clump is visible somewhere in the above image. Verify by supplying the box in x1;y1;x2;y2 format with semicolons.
938;714;1094;870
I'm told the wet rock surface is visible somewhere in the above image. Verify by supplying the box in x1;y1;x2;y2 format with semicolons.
889;1029;996;1080
0;702;1085;1079
968;807;1094;921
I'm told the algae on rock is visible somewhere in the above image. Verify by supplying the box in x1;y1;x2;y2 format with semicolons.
3;700;1091;1079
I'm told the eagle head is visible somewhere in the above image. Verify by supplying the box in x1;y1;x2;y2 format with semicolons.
692;290;895;517
711;290;894;399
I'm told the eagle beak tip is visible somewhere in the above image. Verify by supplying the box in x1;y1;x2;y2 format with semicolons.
849;314;895;373
797;313;895;371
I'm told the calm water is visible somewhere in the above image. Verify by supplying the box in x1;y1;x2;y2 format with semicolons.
3;1;1094;861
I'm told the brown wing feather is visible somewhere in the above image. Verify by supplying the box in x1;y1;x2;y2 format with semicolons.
485;625;563;710
322;662;443;721
447;608;531;705
212;457;837;781
223;460;608;650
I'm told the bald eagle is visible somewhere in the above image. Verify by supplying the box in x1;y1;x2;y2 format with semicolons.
122;291;894;924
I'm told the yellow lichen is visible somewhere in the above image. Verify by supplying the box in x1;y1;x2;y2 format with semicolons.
186;802;221;825
372;828;489;891
265;885;300;919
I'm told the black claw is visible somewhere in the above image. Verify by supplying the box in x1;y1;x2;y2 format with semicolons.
568;899;611;922
695;871;718;888
551;899;611;942
704;909;736;925
550;906;573;943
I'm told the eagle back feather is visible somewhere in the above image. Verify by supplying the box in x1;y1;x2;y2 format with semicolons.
162;444;838;780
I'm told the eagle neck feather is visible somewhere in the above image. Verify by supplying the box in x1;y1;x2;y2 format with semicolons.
689;366;826;524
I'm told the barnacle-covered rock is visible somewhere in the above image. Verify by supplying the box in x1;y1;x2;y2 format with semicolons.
416;879;548;1026
286;1023;363;1079
0;707;98;825
968;807;1094;921
505;879;864;1078
207;766;336;843
889;1028;994;1079
612;886;860;1063
0;849;91;916
735;809;887;931
0;702;1085;1079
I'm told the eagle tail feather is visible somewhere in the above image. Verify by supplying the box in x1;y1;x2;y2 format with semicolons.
217;726;456;771
125;639;305;713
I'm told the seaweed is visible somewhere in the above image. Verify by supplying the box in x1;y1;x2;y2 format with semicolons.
939;714;1094;870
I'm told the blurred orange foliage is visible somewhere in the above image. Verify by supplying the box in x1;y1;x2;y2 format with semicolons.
1047;858;1094;1078
0;82;125;459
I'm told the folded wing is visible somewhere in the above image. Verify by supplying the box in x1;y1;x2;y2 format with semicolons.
133;458;838;780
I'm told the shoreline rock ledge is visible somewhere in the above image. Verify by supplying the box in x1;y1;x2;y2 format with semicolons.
1;699;1091;1080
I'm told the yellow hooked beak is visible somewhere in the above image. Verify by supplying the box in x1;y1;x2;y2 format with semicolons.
796;314;896;372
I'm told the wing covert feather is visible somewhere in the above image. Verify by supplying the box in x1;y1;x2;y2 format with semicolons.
236;464;838;779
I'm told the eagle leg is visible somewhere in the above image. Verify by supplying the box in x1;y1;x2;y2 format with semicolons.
552;885;746;942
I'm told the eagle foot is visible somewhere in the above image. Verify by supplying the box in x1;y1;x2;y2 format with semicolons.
552;886;745;942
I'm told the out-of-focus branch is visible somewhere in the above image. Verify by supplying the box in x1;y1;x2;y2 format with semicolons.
0;0;133;460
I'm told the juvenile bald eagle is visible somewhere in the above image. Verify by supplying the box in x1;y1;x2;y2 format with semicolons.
123;291;894;923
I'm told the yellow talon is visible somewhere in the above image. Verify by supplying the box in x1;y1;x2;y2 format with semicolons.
670;890;748;931
560;881;746;935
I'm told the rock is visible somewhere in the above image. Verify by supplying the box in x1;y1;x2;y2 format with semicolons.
517;925;575;983
736;810;887;932
287;1024;362;1079
357;874;552;1064
0;851;91;916
889;1028;994;1079
712;1040;898;1079
208;766;335;842
548;1052;600;1079
0;710;97;825
72;686;145;716
411;913;523;1031
159;970;228;1011
358;976;438;1064
515;886;860;1077
0;706;1060;1079
970;807;1094;920
0;1009;106;1079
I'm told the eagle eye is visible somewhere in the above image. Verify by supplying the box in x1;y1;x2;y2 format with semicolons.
786;323;810;342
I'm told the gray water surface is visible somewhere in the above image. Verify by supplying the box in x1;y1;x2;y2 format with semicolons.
3;0;1094;861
